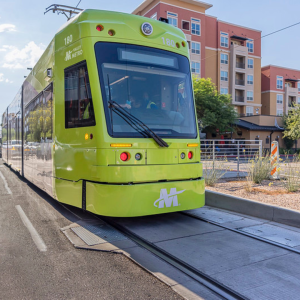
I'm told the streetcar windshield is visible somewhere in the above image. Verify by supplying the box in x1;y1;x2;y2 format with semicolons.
95;42;197;139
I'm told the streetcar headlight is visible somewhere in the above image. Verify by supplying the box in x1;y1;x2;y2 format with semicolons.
135;153;142;161
180;152;185;159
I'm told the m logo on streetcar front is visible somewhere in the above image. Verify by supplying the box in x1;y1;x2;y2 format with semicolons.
154;188;185;208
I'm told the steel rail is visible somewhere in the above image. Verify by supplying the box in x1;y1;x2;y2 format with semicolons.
181;212;300;255
100;216;248;300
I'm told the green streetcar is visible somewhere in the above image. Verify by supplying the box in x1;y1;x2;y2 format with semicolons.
1;10;205;217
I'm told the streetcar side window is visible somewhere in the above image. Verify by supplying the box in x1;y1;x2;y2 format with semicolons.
65;61;96;128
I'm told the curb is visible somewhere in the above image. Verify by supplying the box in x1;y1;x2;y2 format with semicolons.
206;190;300;228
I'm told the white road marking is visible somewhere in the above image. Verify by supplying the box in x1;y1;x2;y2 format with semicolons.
0;170;12;195
15;205;47;252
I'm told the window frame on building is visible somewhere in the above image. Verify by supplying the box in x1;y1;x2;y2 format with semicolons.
247;91;253;101
248;58;254;69
277;76;283;89
191;42;200;55
277;94;283;104
191;18;200;36
220;88;228;95
277;109;283;116
246;39;254;53
220;32;229;48
167;12;178;27
151;13;157;20
246;106;254;116
298;81;300;92
221;53;228;64
182;20;190;31
221;70;228;82
247;75;254;85
298;97;300;104
191;61;200;74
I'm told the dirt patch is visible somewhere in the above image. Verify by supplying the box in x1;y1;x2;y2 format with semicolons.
206;178;300;211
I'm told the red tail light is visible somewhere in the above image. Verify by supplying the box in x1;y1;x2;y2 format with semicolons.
120;152;129;161
188;151;193;159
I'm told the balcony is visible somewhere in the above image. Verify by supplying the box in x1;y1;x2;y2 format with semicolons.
285;86;298;97
235;79;245;86
288;96;296;107
236;62;245;69
235;96;244;103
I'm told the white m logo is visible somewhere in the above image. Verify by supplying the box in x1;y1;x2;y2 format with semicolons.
65;51;72;61
154;188;185;208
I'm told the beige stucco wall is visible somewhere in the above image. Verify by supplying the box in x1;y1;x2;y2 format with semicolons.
239;115;283;127
261;92;270;115
205;48;218;87
253;57;261;107
261;92;278;116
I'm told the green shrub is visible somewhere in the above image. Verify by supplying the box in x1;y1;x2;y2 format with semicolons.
247;155;272;184
203;158;228;187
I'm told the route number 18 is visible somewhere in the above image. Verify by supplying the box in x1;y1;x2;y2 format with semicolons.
162;37;175;47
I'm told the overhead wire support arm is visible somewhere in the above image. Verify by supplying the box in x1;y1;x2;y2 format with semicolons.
44;4;83;20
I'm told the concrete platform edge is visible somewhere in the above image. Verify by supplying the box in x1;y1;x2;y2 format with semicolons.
61;226;206;300
206;190;300;228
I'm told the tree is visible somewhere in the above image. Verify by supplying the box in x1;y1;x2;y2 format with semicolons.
193;77;237;133
283;105;300;141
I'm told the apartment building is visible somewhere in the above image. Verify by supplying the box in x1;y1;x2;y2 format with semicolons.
261;65;300;116
132;0;262;117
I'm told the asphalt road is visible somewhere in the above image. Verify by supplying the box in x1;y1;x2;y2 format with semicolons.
0;160;182;300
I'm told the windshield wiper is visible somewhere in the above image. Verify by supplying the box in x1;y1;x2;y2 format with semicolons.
108;100;169;148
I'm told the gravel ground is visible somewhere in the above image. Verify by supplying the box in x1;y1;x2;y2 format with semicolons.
206;178;300;211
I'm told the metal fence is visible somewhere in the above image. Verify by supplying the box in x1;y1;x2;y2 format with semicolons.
200;139;262;178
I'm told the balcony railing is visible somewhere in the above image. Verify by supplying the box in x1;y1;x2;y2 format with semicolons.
236;62;245;69
235;79;245;86
235;96;244;103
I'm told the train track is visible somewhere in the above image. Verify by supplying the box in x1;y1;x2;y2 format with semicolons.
181;211;300;255
100;215;247;300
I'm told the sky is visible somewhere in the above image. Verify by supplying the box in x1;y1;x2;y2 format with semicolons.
1;0;300;115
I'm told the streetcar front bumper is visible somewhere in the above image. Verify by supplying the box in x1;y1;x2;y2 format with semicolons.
86;177;205;217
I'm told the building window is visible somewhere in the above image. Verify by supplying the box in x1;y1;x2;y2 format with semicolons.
221;53;228;64
247;75;253;85
246;106;254;116
191;18;200;35
167;12;178;27
298;97;300;104
191;61;200;74
65;61;96;128
191;42;200;54
298;82;300;92
277;94;283;104
220;88;228;95
151;13;157;20
247;91;253;101
277;76;283;89
220;32;229;48
221;71;228;81
277;109;283;116
246;39;254;53
182;20;189;30
266;137;270;144
248;58;254;69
